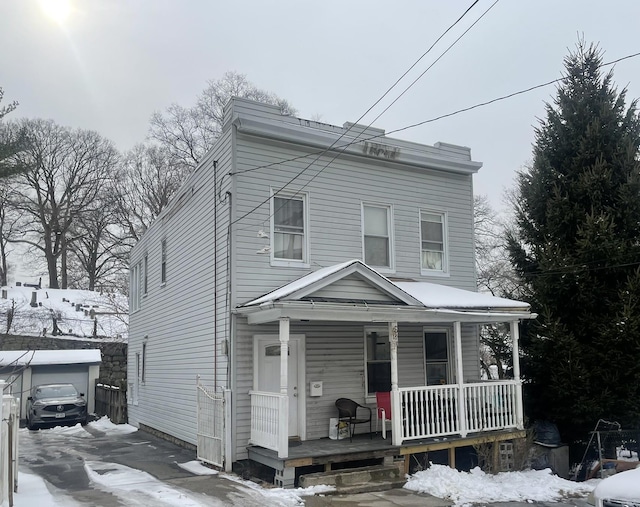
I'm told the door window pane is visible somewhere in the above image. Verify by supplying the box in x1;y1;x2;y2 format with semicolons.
366;329;391;395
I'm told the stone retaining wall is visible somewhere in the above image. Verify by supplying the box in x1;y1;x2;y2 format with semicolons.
0;334;127;387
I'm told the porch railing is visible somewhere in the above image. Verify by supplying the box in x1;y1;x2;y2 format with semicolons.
249;391;288;458
393;380;522;445
464;381;519;433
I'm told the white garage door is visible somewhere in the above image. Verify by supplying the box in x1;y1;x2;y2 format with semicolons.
31;366;90;398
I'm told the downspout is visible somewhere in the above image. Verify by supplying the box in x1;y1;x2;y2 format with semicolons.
213;160;218;390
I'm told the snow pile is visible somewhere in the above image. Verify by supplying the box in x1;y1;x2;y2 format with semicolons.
178;460;219;475
0;286;128;340
90;416;138;434
404;464;595;505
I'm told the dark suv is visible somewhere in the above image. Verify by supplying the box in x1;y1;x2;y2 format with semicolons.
26;383;88;430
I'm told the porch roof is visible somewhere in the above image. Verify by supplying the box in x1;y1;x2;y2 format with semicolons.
236;260;534;324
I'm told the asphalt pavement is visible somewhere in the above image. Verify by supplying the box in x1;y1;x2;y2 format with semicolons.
18;422;595;507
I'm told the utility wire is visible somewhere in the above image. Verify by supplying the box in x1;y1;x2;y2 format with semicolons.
229;0;483;227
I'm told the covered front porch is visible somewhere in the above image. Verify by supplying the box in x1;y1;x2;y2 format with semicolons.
235;260;534;479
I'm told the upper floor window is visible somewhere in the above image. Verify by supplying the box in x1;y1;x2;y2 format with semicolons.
420;210;448;273
130;261;142;312
160;239;167;284
271;191;308;265
143;255;148;295
362;203;393;270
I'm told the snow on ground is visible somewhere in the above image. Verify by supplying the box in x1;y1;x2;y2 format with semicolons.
90;415;138;434
405;464;597;506
178;460;219;475
14;471;82;507
0;285;128;340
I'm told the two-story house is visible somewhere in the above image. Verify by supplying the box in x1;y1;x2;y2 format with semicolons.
127;98;532;486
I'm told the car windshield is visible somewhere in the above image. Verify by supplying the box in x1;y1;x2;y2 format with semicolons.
34;385;78;399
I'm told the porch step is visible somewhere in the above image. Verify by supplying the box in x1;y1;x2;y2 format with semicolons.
298;463;406;494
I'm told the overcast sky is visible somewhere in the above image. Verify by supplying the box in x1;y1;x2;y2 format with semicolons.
2;0;640;213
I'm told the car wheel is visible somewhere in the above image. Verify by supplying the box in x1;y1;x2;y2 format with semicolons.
26;417;38;431
80;417;88;426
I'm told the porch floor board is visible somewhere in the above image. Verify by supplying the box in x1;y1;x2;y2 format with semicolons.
247;428;525;471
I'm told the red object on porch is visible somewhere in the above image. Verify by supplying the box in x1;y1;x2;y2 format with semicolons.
335;398;372;442
376;392;392;439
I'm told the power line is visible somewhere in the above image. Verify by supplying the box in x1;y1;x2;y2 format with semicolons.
230;0;488;228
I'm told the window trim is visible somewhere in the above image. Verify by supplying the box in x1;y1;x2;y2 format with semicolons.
130;261;142;313
419;209;449;277
423;328;452;385
141;339;147;384
143;254;148;295
270;189;310;268
361;202;395;273
364;326;391;401
160;239;167;285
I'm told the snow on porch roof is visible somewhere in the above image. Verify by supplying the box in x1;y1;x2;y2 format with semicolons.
241;259;530;311
393;281;530;310
0;349;102;366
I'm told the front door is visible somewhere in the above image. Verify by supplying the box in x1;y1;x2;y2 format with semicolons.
255;336;303;438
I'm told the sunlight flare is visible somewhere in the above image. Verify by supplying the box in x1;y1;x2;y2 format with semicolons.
39;0;72;24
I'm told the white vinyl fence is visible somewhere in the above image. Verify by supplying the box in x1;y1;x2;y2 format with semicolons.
0;381;19;507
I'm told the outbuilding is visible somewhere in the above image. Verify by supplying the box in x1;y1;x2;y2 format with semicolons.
0;349;101;420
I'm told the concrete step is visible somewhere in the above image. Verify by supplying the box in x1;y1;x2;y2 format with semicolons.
299;463;406;494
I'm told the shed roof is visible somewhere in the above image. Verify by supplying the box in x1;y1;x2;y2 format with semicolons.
0;349;102;366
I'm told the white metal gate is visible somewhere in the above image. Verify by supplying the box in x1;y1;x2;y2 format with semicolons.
196;377;230;470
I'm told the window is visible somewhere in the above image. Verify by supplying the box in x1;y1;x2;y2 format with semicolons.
424;330;449;385
420;210;447;273
365;328;391;395
160;239;167;284
363;204;393;269
130;261;142;312
271;191;308;264
143;255;148;295
141;340;147;384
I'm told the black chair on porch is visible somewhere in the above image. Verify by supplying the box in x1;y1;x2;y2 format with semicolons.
335;398;372;442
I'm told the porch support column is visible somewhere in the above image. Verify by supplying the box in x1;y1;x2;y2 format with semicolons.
454;321;467;437
278;317;290;458
510;320;524;430
389;321;402;446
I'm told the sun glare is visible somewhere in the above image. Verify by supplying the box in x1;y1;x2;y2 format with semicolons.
40;0;72;24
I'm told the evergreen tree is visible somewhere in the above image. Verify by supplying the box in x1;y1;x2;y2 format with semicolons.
507;42;640;441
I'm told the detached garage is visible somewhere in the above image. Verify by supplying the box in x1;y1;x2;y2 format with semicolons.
0;349;101;420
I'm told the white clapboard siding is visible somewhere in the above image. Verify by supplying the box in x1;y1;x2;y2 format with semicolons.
234;318;481;460
128;132;233;446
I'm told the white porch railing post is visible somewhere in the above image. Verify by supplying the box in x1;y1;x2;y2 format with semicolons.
511;320;524;430
389;321;403;445
278;318;290;458
454;322;467;437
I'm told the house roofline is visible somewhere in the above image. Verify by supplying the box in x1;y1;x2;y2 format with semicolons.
235;300;534;325
233;115;482;176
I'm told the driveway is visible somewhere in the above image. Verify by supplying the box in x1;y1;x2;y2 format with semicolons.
17;419;311;506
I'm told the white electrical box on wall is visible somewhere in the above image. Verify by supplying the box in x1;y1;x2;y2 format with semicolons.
310;381;323;397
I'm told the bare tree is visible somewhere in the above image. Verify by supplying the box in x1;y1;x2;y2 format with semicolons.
149;71;296;170
474;195;521;379
112;143;187;247
0;182;21;285
7;119;118;289
68;196;127;291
